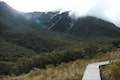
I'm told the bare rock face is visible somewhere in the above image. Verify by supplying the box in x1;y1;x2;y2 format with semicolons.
48;12;120;37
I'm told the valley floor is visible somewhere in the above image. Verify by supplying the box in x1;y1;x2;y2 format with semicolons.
1;49;120;80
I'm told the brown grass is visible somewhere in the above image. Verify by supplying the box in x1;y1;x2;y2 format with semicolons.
101;62;120;80
96;49;120;60
1;49;120;80
101;49;120;80
2;59;96;80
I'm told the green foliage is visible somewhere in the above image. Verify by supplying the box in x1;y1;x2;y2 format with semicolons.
112;40;120;48
0;1;120;76
0;31;119;75
0;61;14;75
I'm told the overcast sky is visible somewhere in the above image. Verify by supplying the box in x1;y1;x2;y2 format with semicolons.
1;0;120;27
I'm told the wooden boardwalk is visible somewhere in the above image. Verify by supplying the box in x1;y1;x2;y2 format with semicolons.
82;61;111;80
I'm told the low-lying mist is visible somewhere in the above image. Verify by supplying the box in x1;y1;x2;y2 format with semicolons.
2;0;120;27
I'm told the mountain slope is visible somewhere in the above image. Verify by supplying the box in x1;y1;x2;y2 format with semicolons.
0;1;120;76
48;12;120;37
0;2;80;75
48;12;73;32
0;1;33;33
26;11;59;28
69;16;120;37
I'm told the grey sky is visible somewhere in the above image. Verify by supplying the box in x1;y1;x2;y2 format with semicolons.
1;0;120;27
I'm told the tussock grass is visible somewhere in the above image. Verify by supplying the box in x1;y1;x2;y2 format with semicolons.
1;49;120;80
101;61;120;80
95;49;120;60
101;49;120;80
2;59;96;80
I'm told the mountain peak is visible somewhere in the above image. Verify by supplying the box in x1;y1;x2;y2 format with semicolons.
0;1;10;10
47;14;120;37
0;1;19;14
0;1;7;5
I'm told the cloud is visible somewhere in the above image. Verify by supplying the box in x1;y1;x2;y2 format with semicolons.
2;0;120;26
